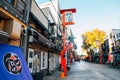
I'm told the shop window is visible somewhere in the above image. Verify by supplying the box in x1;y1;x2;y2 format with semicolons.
41;51;48;70
29;51;33;58
29;62;32;68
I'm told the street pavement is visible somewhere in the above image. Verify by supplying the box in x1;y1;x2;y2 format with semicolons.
43;61;120;80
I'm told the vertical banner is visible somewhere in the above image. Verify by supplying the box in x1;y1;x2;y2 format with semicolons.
0;43;33;80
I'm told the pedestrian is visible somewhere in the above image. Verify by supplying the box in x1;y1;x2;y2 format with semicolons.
107;53;111;63
110;54;114;67
107;53;114;67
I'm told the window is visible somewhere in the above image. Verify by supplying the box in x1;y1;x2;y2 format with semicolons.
16;0;25;15
42;53;45;67
6;0;14;5
29;62;32;68
42;63;45;67
6;0;25;15
41;51;48;70
29;51;33;58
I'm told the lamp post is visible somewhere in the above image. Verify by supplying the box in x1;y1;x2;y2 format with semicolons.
60;8;76;77
95;40;102;64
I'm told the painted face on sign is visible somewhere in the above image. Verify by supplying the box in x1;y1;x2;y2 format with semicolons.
3;53;22;75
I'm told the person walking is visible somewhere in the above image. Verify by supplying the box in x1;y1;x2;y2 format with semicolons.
107;53;114;67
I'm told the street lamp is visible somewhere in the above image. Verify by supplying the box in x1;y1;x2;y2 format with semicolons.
60;8;76;77
95;40;102;64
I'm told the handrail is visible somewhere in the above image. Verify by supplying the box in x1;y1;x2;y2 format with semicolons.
30;29;55;49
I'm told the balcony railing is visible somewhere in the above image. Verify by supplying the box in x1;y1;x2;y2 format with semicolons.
29;29;55;49
0;0;25;23
54;45;62;52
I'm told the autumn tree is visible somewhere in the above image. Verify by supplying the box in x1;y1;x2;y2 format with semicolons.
81;28;107;54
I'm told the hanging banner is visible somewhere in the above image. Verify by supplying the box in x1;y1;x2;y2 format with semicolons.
0;43;33;80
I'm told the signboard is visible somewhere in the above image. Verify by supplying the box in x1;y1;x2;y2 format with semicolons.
60;8;76;26
65;11;73;23
0;43;33;80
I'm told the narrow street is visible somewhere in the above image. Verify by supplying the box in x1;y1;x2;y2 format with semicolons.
43;61;120;80
68;61;120;80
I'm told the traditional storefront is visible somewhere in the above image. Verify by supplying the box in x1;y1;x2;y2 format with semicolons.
27;0;57;76
0;0;33;80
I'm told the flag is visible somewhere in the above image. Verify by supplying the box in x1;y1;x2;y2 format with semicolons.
0;43;33;80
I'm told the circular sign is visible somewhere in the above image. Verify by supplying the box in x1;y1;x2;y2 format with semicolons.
3;52;22;75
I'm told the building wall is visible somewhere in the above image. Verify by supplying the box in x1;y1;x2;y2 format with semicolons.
38;0;62;74
31;0;48;29
0;0;62;77
109;29;120;52
39;0;62;36
0;0;30;47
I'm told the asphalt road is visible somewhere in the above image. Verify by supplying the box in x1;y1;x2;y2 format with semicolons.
43;61;120;80
67;61;120;80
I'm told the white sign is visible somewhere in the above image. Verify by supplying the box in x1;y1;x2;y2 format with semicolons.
65;11;73;22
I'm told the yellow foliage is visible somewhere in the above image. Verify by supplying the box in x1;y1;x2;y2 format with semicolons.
82;28;106;49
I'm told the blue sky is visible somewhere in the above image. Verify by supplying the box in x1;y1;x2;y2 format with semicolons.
36;0;120;53
59;0;120;51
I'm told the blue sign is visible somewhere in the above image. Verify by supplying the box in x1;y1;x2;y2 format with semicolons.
0;43;33;80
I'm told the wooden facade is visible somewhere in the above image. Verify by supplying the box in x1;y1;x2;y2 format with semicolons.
0;0;74;78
